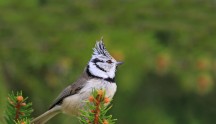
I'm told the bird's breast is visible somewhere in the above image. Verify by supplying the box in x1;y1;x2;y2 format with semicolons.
61;79;117;116
80;79;117;99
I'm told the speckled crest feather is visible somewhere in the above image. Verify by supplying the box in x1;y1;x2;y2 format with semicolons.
93;39;111;58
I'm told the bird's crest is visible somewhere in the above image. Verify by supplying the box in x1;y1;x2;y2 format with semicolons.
93;38;111;58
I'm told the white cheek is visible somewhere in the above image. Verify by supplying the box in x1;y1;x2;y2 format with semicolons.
89;62;108;78
107;66;116;78
103;64;110;71
99;63;116;79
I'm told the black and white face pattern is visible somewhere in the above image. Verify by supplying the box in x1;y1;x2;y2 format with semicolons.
89;55;117;79
87;41;120;80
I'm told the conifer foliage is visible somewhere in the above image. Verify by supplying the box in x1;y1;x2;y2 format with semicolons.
78;89;116;124
4;91;33;124
4;90;116;124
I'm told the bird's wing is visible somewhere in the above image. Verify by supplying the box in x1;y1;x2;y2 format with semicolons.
48;74;90;110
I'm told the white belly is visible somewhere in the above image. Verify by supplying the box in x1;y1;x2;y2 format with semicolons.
61;79;117;115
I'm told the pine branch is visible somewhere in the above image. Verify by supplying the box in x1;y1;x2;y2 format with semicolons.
78;89;117;124
4;91;33;124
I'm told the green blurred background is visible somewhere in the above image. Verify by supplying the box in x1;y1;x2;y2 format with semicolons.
1;0;216;124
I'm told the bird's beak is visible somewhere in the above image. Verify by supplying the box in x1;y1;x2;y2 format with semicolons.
117;61;124;66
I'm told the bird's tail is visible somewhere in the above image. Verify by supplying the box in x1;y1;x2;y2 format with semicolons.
31;106;61;124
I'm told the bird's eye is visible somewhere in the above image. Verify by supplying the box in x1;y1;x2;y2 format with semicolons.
106;60;113;64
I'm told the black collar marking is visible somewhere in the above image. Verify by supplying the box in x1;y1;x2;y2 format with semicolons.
86;65;115;82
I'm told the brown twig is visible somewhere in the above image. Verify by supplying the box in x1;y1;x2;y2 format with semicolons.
15;102;21;121
93;95;101;124
15;96;24;121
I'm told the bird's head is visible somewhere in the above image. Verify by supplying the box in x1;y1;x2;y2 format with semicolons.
87;39;123;80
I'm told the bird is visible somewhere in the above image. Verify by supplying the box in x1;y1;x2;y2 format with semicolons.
31;38;123;124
